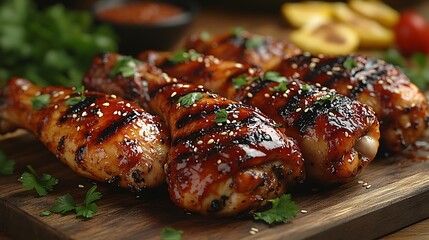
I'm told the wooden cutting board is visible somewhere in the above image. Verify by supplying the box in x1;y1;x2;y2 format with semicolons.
0;130;428;240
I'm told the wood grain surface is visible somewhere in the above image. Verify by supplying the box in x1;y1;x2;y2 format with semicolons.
1;1;429;239
0;129;428;240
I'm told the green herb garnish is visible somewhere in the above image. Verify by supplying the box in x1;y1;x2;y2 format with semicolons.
315;94;336;105
42;185;102;219
19;165;58;196
65;96;86;106
301;84;312;91
269;81;288;92
169;50;201;64
274;123;283;128
264;71;287;83
232;75;248;89
245;36;264;49
109;56;138;78
0;0;117;87
231;27;245;37
162;227;183;240
0;150;15;175
343;58;358;70
31;94;51;110
213;109;228;123
178;92;204;108
253;194;298;225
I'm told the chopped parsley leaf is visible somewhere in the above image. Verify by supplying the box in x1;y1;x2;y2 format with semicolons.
315;94;336;105
168;50;201;64
19;165;58;196
264;71;287;83
65;96;86;106
245;36;264;49
161;227;183;240
32;94;51;110
109;56;138;78
213;109;228;123
200;31;211;42
0;150;14;175
178;92;204;108
269;81;288;92
232;75;248;89
343;58;358;70
301;84;312;91
253;194;298;225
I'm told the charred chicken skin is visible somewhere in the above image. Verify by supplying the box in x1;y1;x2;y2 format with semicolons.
83;53;305;216
277;54;429;152
186;29;301;71
139;51;380;184
187;30;429;152
0;78;170;190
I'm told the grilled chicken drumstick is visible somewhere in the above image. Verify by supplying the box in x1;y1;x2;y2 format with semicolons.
186;30;429;152
139;51;380;184
83;53;305;216
277;54;429;152
0;78;170;190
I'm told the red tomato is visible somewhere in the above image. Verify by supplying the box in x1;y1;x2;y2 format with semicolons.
394;11;429;56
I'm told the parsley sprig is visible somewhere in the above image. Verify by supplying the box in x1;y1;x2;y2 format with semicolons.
343;58;358;70
169;50;201;64
253;194;298;224
42;185;102;219
315;94;336;105
109;56;139;78
264;71;287;83
245;36;264;49
269;81;288;92
213;109;228;123
0;150;15;175
232;75;248;89
19;165;59;196
32;94;51;110
383;49;429;89
178;92;204;108
66;86;86;106
161;227;183;240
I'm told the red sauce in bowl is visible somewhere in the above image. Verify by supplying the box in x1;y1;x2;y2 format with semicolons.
97;2;184;24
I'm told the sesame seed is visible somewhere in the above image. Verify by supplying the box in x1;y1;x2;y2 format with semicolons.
217;123;223;126
207;139;215;144
78;184;84;188
291;82;297;86
233;114;239;119
296;108;302;112
90;103;96;107
387;79;393;84
315;83;321;87
198;85;204;89
304;52;311;57
264;93;270;98
110;94;117;99
226;120;231;124
221;132;227;135
171;92;177;97
245;86;250;90
301;210;308;214
333;66;341;71
283;93;288;97
82;111;88;117
358;180;364;184
304;108;309;112
102;102;110;107
72;114;77;119
321;87;328;91
378;80;384;84
192;103;197;107
76;126;80;131
251;228;259;232
250;231;256;235
326;71;333;76
229;131;234;136
329;112;335;117
247;92;253;98
64;95;70;100
126;103;131;107
231;120;237;123
309;62;316;68
54;105;59;109
122;112;127;116
291;63;298;69
363;182;368;187
345;132;349;137
217;160;222;164
293;72;300;78
347;85;353;90
197;140;203;145
366;185;372;189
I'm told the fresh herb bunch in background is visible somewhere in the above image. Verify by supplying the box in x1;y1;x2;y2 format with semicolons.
0;0;117;88
383;49;429;89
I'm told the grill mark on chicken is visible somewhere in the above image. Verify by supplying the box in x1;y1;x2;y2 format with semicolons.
97;110;139;144
60;95;97;123
57;135;66;154
75;145;87;165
